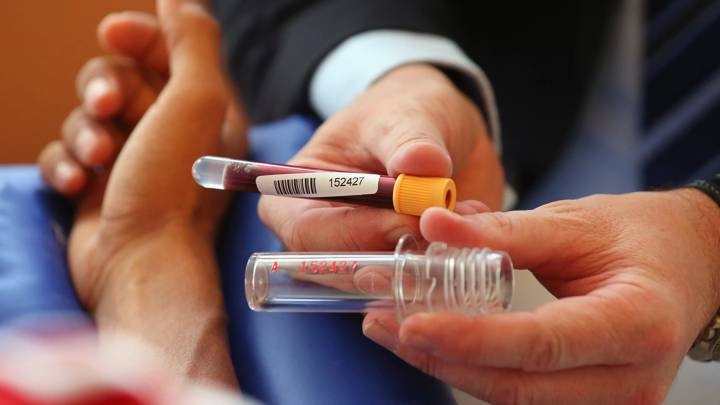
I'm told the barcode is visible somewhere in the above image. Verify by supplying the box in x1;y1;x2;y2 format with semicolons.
273;177;317;195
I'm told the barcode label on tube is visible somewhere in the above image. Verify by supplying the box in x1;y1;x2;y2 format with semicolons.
256;172;380;198
273;178;317;195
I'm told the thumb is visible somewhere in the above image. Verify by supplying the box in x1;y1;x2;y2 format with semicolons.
157;0;223;86
98;11;169;73
364;106;455;177
357;65;485;178
136;0;226;155
381;125;454;178
104;0;226;208
420;205;588;270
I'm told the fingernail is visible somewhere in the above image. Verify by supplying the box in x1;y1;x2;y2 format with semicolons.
399;331;435;352
388;141;452;176
385;227;416;245
84;77;111;114
354;270;392;295
363;320;396;350
453;200;490;216
54;161;77;190
180;2;209;14
425;206;458;217
75;128;98;164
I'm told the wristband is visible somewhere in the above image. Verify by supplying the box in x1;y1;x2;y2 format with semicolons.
686;173;720;361
689;309;720;362
686;173;720;208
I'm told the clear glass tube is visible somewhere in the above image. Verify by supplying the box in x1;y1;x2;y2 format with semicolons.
245;235;514;321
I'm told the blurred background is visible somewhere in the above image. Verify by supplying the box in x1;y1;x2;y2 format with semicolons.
2;3;717;405
0;1;152;164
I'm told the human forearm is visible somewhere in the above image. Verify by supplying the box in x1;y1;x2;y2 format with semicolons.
91;227;237;388
36;0;241;391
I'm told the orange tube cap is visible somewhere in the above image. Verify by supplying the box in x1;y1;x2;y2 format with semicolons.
392;174;456;216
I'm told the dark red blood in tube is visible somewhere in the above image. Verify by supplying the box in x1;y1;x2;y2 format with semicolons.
223;160;395;208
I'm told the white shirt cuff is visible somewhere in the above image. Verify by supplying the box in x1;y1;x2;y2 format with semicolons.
309;29;502;153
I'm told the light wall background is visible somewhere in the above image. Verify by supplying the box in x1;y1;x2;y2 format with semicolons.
0;1;153;164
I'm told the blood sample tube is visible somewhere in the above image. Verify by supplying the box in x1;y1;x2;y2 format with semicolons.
245;235;514;322
192;156;456;216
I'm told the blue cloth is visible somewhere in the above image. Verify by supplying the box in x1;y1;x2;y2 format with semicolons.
0;167;83;324
0;116;453;405
221;116;453;405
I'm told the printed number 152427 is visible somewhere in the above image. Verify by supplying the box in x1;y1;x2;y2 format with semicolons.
328;176;365;188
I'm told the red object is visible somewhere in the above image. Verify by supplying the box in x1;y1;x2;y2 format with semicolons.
0;384;147;405
221;160;396;208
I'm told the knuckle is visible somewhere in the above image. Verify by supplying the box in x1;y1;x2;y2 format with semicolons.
37;141;63;169
395;131;443;153
163;6;221;50
537;199;589;221
339;229;364;252
414;85;467;133
61;108;88;140
198;13;221;40
537;200;587;231
536;198;575;213
368;111;426;143
159;13;182;50
170;82;227;112
397;103;432;124
484;379;532;405
526;323;563;371
256;197;301;247
626;386;666;405
182;5;220;36
256;197;270;224
78;56;108;78
286;227;304;252
486;211;515;234
408;352;444;379
76;56;114;92
639;319;682;360
284;216;308;252
535;199;610;252
337;209;367;251
368;106;443;144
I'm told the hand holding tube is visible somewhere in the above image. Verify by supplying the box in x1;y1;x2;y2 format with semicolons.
364;192;720;404
256;64;505;252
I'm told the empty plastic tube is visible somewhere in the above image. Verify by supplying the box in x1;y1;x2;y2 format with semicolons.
245;235;514;321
